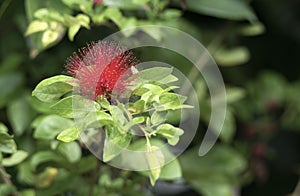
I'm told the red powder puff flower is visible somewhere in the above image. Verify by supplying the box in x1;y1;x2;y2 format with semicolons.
93;0;103;5
66;41;138;100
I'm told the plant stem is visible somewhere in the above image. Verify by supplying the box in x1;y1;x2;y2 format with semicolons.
0;164;12;185
0;164;17;196
0;0;12;20
88;161;100;196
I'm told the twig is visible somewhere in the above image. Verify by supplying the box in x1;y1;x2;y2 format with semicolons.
0;164;12;185
0;0;12;20
88;161;100;196
0;164;17;196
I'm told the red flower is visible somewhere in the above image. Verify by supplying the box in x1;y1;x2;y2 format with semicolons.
93;0;103;5
66;41;138;100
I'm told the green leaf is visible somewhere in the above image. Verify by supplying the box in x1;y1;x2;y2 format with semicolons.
238;22;265;36
142;83;164;95
159;92;186;110
103;0;147;9
103;125;132;162
42;27;64;48
2;150;28;167
19;189;36;196
84;111;114;128
50;95;100;118
76;156;98;174
159;159;182;180
68;24;81;41
64;14;90;41
57;141;81;163
0;184;17;196
0;132;17;154
62;0;93;13
34;8;64;23
7;94;35;136
133;99;145;110
132;116;145;124
139;67;173;81
110;105;128;126
186;0;257;21
30;151;64;171
226;87;246;103
214;46;250;66
151;111;167;125
98;97;110;109
0;73;24;108
158;74;178;84
179;145;247;196
29;96;56;113
147;146;164;186
25;0;70;56
76;14;90;28
156;124;184;145
32;75;73;102
0;123;8;133
161;9;182;19
57;126;80;142
33;115;74;140
218;109;236;143
25;20;48;35
0;54;24;74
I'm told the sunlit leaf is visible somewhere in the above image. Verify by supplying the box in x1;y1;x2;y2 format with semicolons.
25;20;48;35
32;75;73;102
57;126;80;142
50;95;100;118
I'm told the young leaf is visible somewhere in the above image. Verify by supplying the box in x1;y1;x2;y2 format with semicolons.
98;97;110;110
156;124;184;146
57;126;80;142
147;146;164;186
68;24;81;41
32;75;73;102
25;20;48;35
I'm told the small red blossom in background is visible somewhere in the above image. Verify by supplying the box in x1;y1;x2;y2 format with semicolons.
66;41;138;100
93;0;103;5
